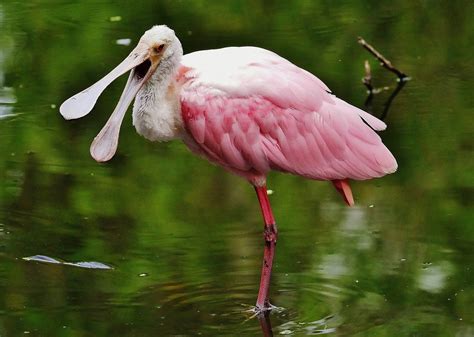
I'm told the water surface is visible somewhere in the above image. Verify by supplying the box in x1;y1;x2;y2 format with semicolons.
0;1;473;336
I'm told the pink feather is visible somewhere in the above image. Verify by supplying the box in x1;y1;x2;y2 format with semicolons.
179;46;397;200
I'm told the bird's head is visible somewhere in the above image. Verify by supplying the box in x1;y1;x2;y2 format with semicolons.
133;25;183;83
59;25;183;162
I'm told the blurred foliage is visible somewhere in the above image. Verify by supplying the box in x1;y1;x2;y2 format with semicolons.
0;0;473;336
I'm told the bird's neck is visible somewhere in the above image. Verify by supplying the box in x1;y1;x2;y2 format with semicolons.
132;57;184;142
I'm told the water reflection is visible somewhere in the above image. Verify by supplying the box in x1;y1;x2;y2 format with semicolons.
377;80;408;121
258;312;274;337
276;314;338;335
0;1;473;336
0;18;16;119
363;80;408;121
417;261;452;294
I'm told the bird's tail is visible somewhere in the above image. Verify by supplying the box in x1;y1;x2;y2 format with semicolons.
332;179;354;206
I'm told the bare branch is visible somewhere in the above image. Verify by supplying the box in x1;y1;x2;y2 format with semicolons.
358;37;408;80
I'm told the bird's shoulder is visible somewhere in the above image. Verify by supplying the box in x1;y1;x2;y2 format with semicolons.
182;46;286;71
179;46;332;112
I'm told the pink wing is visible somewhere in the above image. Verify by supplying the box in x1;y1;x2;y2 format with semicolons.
179;47;397;184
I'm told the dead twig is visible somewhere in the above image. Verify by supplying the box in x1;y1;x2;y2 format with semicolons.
358;37;410;120
362;60;373;92
358;37;408;81
363;60;374;112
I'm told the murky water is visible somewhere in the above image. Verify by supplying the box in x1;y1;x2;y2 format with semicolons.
1;1;473;336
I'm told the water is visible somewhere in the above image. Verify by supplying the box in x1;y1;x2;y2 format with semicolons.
1;1;473;336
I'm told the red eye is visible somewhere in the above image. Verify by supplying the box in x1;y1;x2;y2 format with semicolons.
154;44;165;53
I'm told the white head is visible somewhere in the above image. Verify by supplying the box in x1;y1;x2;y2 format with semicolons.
59;25;183;162
133;26;183;83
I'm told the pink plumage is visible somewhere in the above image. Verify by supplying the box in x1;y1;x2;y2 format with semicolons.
179;47;397;197
59;26;398;311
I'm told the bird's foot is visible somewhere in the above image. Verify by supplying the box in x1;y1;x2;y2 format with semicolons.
246;302;282;316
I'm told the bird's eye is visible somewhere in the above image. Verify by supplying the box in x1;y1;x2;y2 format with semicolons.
154;44;165;53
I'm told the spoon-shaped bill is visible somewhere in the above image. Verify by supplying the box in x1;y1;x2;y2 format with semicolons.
89;71;143;162
59;44;149;120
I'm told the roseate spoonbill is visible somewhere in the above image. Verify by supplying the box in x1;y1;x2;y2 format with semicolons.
60;25;397;312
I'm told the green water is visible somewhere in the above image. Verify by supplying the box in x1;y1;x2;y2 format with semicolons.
0;1;473;336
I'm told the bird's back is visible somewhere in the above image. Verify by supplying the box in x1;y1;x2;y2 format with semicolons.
178;47;397;183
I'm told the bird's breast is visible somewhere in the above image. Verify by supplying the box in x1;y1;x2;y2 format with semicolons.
132;84;183;142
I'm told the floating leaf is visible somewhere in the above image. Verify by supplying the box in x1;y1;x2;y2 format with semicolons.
65;261;112;269
23;255;113;270
23;255;63;264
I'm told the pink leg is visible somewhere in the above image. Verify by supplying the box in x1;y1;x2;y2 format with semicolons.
254;185;278;311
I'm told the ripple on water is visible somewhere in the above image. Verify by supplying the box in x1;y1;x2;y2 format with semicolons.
276;314;340;335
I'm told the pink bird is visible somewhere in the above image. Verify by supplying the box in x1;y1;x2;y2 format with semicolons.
60;26;397;312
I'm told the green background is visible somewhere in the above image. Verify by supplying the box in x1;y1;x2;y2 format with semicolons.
0;1;472;336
